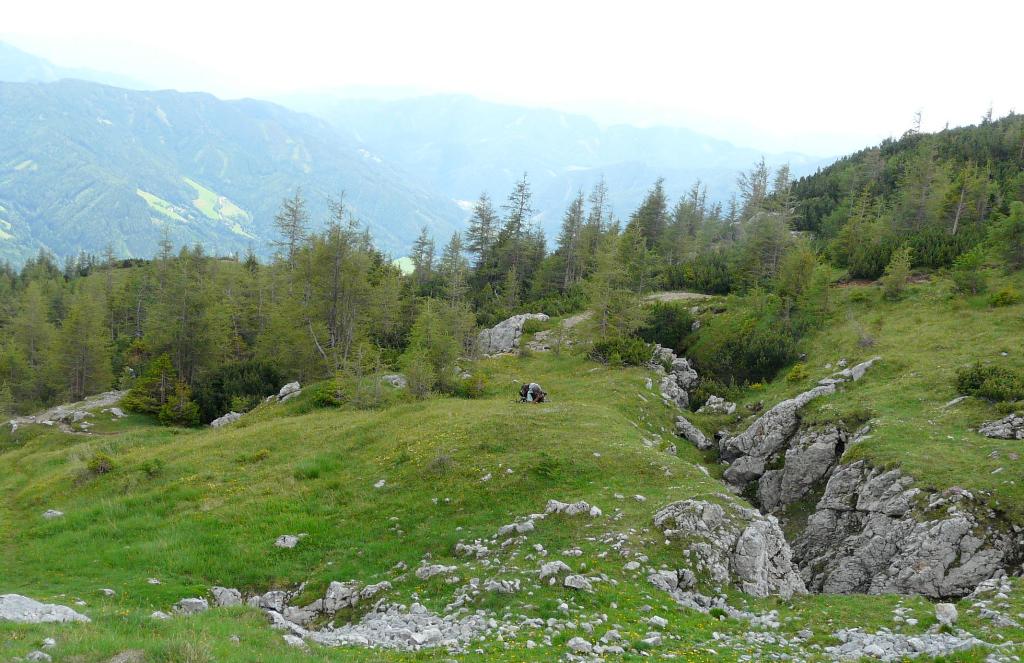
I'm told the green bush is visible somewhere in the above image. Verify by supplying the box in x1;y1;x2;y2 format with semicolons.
689;377;743;411
589;337;652;366
87;452;114;475
157;381;200;427
951;247;987;295
988;286;1021;307
955;363;1024;402
452;374;487;399
881;246;913;300
139;459;164;478
786;362;810;383
689;311;797;385
637;302;695;354
309;380;344;408
193;360;282;424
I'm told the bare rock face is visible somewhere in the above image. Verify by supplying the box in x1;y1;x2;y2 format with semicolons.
0;594;90;623
656;351;699;410
720;384;836;463
697;395;736;415
793;461;1018;599
757;427;847;512
476;313;548;355
652;500;806;598
978;413;1024;440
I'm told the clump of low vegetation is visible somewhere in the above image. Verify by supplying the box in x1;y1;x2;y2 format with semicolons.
956;363;1024;402
988;286;1021;307
636;302;695;354
87;452;114;475
589;337;651;366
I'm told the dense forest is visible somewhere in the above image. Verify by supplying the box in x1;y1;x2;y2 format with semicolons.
1;113;1023;424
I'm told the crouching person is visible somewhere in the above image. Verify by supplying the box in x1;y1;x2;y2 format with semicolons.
519;382;547;403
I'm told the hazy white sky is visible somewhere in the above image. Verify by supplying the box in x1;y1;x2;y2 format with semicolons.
4;0;1022;155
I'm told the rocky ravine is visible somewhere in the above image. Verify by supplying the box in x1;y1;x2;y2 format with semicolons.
668;350;1024;601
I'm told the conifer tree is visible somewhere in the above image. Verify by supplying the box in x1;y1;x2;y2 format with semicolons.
51;289;113;401
556;191;585;290
465;193;498;267
273;189;310;268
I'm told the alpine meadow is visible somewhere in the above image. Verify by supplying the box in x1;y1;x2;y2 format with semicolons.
3;4;1024;662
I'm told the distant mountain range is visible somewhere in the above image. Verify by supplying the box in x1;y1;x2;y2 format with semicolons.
0;41;832;265
280;92;830;235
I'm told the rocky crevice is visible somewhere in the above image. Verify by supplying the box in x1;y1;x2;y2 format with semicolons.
669;353;1023;600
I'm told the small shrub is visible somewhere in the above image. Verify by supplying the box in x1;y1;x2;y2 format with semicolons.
310;381;344;408
402;350;435;400
690;377;742;411
87;453;114;475
589;337;652;366
531;452;562;480
880;246;913;300
452;374;487;399
157;381;200;427
709;607;727;620
235;448;270;464
955;363;1024;402
951;247;987;295
427;452;455;475
988;286;1021;308
140;459;164;478
786;362;810;383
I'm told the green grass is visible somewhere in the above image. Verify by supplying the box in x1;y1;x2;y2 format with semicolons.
136;189;186;223
183;177;248;222
3;346;1023;660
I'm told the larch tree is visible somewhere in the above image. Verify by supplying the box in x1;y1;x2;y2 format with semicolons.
556;190;585;290
273;189;310;268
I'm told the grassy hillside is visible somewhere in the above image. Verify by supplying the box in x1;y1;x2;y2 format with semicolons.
3;342;1024;660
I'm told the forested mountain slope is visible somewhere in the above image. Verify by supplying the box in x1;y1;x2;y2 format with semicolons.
0;79;465;265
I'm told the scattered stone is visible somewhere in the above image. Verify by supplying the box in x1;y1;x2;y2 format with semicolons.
416;564;457;580
935;602;958;626
697;395;737;415
539;561;572;579
566;636;593;654
380;374;407;389
211;587;242;607
563;575;593;591
0;594;90;623
275;535;301;549
210;411;242;428
675;415;712;450
173;597;209;615
24;651;52;662
282;634;308;649
106;651;146;663
978;413;1024;440
277;382;301;402
99;588;116;597
42;509;64;520
151;611;171;620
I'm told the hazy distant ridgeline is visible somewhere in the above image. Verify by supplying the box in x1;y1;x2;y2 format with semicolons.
0;78;465;266
281;93;829;237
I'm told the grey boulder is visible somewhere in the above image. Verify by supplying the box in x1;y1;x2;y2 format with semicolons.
0;594;90;623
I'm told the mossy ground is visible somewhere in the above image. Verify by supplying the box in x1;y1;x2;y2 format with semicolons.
3;292;1024;660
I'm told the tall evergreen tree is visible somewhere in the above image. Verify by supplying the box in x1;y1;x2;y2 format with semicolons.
465;193;498;267
273;189;310;268
51;289;113;401
556;191;586;290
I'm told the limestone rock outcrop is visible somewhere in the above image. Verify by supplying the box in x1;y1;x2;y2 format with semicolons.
652;500;806;598
476;313;548;355
792;461;1019;599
